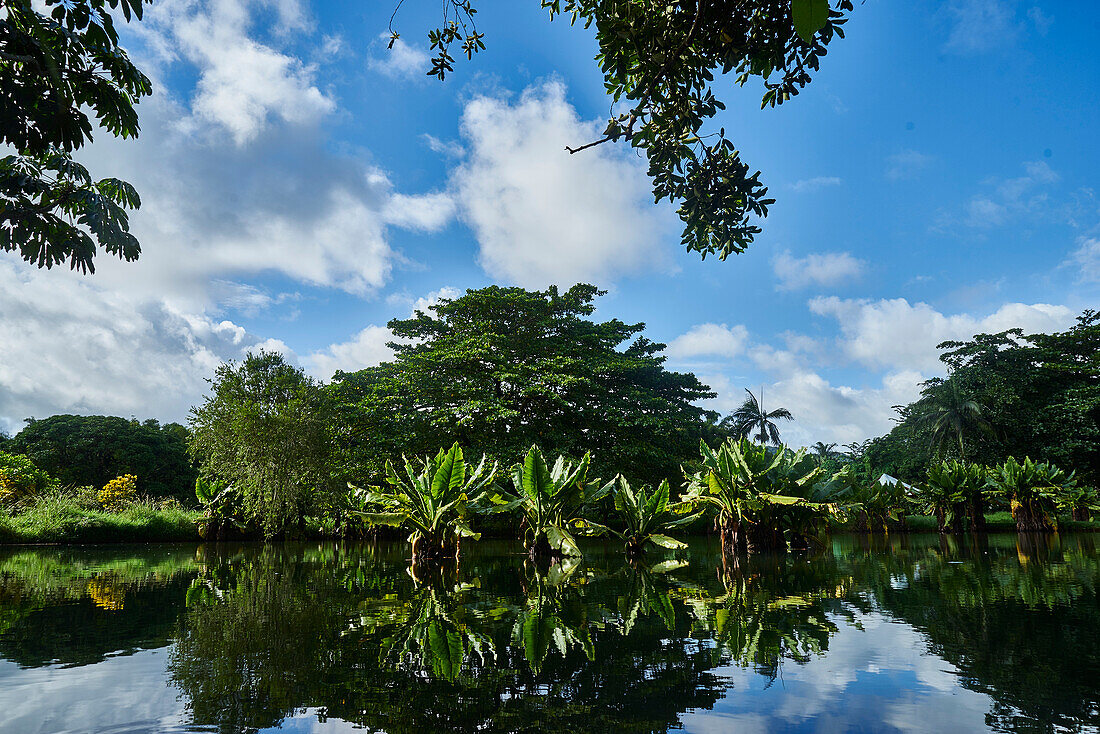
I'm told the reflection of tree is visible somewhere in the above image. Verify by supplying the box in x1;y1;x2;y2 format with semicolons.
839;534;1100;732
0;547;199;667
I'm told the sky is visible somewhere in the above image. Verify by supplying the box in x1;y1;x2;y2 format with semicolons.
1;0;1098;447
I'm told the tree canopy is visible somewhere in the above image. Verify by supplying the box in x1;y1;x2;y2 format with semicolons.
8;414;195;501
188;351;337;536
395;0;854;261
328;284;722;483
866;311;1100;485
0;0;150;271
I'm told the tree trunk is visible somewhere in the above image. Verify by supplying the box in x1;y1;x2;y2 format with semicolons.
719;519;744;556
969;496;987;533
1012;499;1054;533
1072;506;1089;522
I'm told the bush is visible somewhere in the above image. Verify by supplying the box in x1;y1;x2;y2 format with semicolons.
98;474;138;512
0;451;54;505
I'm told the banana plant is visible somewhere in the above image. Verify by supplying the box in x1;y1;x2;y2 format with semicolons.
349;442;497;562
194;477;246;539
986;456;1075;533
683;437;842;552
916;460;986;533
601;476;701;555
484;446;610;557
821;467;907;533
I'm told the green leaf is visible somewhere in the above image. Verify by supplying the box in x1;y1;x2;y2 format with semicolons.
792;0;830;44
648;534;687;549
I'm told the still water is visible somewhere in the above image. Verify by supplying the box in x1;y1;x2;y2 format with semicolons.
0;534;1098;734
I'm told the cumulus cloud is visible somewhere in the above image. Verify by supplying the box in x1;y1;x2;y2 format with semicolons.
0;259;284;431
666;323;750;360
305;287;462;379
368;33;430;80
808;296;1076;372
140;0;335;145
305;325;396;380
772;250;866;291
451;81;672;288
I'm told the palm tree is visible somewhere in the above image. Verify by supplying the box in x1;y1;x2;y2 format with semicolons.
724;388;793;446
919;381;993;461
811;442;837;459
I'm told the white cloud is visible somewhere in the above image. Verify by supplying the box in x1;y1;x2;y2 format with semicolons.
1066;237;1100;283
305;325;395;380
368;33;430;80
886;149;933;181
943;160;1061;230
305;287;462;379
943;0;1021;54
451;80;672;288
808;296;1076;372
141;0;335;145
666;323;749;360
789;176;842;193
772;250;866;291
0;259;283;431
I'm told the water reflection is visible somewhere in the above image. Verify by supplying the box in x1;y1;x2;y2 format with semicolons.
0;535;1097;733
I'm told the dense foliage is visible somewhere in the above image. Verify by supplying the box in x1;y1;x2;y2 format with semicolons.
0;449;54;504
328;284;722;484
396;0;854;260
867;311;1100;486
188;352;337;537
8;414;195;502
1;0;150;271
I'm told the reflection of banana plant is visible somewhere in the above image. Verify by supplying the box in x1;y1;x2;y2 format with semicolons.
514;560;597;673
600;477;700;555
349;443;496;562
357;579;495;683
693;572;846;680
486;446;610;557
616;559;687;634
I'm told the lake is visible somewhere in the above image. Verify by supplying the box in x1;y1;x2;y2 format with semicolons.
0;534;1097;733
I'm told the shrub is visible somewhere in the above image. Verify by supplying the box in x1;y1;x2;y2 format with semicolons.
0;451;53;505
98;474;138;512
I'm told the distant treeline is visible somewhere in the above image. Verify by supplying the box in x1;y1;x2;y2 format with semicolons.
1;415;196;503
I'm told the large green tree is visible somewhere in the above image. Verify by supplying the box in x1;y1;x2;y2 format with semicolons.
9;414;195;501
328;284;721;483
189;351;337;536
868;311;1100;485
394;0;854;261
1;0;151;271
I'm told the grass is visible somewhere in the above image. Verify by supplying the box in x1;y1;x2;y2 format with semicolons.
0;489;202;544
900;511;1100;533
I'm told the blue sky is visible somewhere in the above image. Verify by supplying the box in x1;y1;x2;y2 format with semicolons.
1;0;1098;446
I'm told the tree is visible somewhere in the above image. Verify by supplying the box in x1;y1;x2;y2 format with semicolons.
1;0;151;271
393;0;855;262
811;442;836;459
918;380;994;461
723;387;793;445
328;284;720;483
9;414;196;501
188;351;336;537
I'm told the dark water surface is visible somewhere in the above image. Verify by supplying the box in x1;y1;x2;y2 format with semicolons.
1;534;1098;734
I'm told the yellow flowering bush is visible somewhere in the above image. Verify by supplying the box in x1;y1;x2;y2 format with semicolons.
0;451;53;506
98;474;138;512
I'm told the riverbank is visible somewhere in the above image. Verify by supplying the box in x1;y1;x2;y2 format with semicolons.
0;493;202;544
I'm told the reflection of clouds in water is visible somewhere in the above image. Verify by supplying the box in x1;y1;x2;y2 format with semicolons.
681;610;992;733
0;651;186;734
